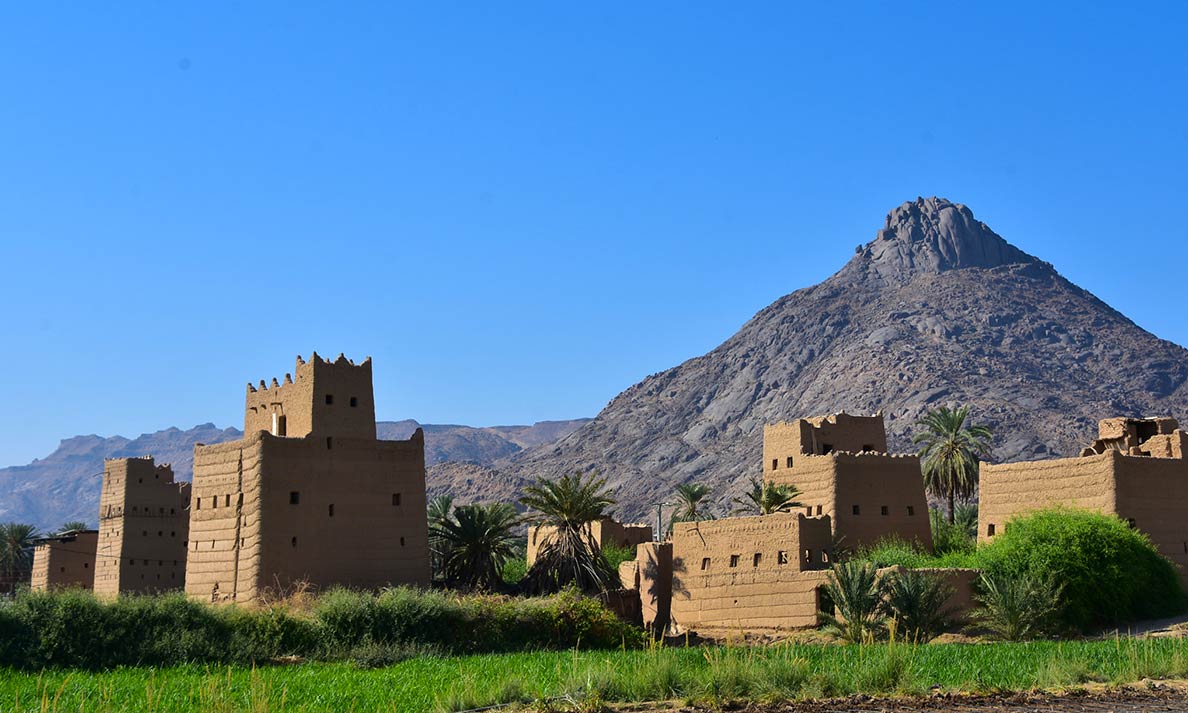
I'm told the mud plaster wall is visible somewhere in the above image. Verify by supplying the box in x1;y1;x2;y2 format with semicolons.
95;458;191;596
669;514;833;633
245;354;377;440
527;518;653;566
31;531;98;590
634;541;672;632
1114;453;1188;585
763;415;888;472
978;453;1118;543
188;430;429;602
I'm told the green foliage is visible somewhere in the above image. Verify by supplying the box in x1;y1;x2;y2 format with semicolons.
913;406;992;522
880;569;955;642
976;508;1184;630
501;550;527;586
0;522;40;590
58;521;90;533
600;542;635;572
930;506;977;556
818;561;886;642
969;571;1062;641
852;536;978;570
673;483;712;521
731;478;803;516
519;472;620;595
431;502;521;591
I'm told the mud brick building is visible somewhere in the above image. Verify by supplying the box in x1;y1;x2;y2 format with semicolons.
30;529;98;591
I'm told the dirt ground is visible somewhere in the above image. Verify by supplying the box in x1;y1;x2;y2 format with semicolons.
618;681;1188;712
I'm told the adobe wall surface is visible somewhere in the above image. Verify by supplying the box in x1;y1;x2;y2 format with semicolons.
763;413;887;470
765;435;837;512
1113;454;1188;585
635;541;672;633
30;531;98;591
188;429;429;602
95;457;191;596
670;514;833;633
978;453;1118;543
245;353;377;440
527;517;653;566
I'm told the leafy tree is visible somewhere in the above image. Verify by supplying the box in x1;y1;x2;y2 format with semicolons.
427;495;455;581
969;571;1062;641
519;472;619;595
58;522;89;534
913;406;992;524
880;569;955;642
0;523;40;591
673;483;711;521
430;503;521;591
818;560;886;642
732;478;803;515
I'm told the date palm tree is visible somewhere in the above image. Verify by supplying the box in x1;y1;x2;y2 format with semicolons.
913;405;993;524
59;521;89;533
819;560;887;643
427;495;455;581
673;483;712;521
0;523;40;592
430;502;521;591
519;471;619;595
732;478;803;515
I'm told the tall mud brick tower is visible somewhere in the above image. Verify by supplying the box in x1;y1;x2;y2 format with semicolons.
186;353;429;603
94;457;191;596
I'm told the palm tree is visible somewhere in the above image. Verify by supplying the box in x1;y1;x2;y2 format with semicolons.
427;495;455;581
431;502;521;591
519;471;619;595
880;569;956;642
673;483;711;521
59;521;89;533
913;405;993;524
818;560;887;642
0;523;40;592
732;478;803;515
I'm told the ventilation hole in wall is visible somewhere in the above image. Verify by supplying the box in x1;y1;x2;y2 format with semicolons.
157;531;163;537
987;524;996;537
729;555;739;568
701;557;710;570
777;551;788;565
290;491;300;505
880;506;888;516
907;506;915;516
60;567;65;573
171;531;175;537
752;553;762;567
83;562;88;569
170;508;175;515
138;478;143;484
852;505;860;515
142;531;147;537
400;537;406;547
225;495;230;507
326;437;333;450
392;493;401;506
771;458;778;470
325;394;334;405
805;506;812;516
786;456;794;468
196;498;202;510
159;507;164;514
350;396;358;407
328;504;335;517
291;537;298;547
816;505;823;516
213;497;218;509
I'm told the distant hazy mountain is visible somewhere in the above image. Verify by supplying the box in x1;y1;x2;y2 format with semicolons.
0;419;588;530
504;197;1188;521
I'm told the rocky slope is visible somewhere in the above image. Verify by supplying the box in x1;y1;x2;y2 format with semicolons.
506;197;1188;521
0;419;587;529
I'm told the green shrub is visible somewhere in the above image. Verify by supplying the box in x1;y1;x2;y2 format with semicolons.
881;569;955;642
930;506;977;556
969;571;1062;641
601;543;636;572
101;594;230;666
12;588;107;668
501;556;527;586
313;588;377;655
853;536;977;570
0;601;33;668
819;561;886;642
223;604;318;662
976;508;1184;630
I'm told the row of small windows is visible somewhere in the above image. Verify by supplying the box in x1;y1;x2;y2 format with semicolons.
699;548;829;571
138;530;178;537
851;505;914;517
770;443;878;469
324;394;360;407
288;492;401;507
127;559;180;566
195;494;241;510
126;506;179;515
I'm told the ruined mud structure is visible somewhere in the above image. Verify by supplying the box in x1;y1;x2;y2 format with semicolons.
623;413;952;634
527;517;652;566
30;530;99;591
186;353;430;603
94;457;191;596
980;417;1188;585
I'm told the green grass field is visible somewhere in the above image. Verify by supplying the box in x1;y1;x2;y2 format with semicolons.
4;638;1188;712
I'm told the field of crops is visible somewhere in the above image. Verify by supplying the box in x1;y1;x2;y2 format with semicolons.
4;637;1188;712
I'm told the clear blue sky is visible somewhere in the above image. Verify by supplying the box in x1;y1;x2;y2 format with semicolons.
2;3;1186;466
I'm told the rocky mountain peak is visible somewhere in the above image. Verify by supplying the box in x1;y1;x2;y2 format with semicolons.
860;197;1039;279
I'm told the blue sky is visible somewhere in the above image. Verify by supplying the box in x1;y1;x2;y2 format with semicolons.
1;3;1186;466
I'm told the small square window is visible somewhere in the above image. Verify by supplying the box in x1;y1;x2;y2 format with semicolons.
290;491;300;505
325;394;334;405
880;505;888;516
701;557;711;570
852;505;860;515
907;506;915;516
350;396;358;407
729;554;740;568
777;550;789;565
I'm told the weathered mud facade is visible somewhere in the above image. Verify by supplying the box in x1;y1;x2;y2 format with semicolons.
30;530;98;591
764;414;933;551
94;457;191;596
187;354;430;603
980;417;1188;584
527;517;652;566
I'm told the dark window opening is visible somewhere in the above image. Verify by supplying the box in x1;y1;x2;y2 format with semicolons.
752;553;762;567
277;415;287;436
326;437;333;449
821;444;834;455
400;537;406;546
212;497;218;509
852;505;860;515
290;491;300;505
196;498;202;510
771;458;778;470
325;394;334;405
777;551;789;565
392;493;401;506
907;506;915;516
291;537;298;547
987;523;996;537
816;505;823;516
805;506;812;515
786;456;794;468
729;554;740;568
880;505;888;516
225;494;231;507
350;396;358;407
862;444;875;452
328;504;335;517
701;557;711;571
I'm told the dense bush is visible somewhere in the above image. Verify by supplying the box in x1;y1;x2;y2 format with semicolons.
0;586;643;670
975;508;1184;630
